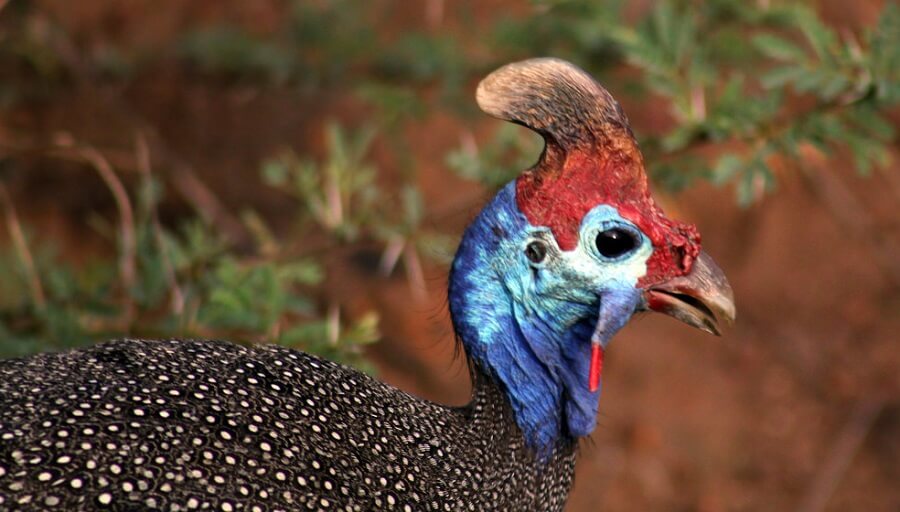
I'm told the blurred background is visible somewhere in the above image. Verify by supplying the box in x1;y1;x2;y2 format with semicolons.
0;0;898;510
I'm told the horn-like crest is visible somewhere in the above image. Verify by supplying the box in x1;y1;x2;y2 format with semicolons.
476;58;701;287
476;57;637;168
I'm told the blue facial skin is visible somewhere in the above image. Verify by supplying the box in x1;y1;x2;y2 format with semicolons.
448;183;650;455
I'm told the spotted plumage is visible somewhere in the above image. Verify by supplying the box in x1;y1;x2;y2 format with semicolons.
0;58;734;512
0;339;575;511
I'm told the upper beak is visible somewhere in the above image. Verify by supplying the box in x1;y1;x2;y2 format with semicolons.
643;251;736;335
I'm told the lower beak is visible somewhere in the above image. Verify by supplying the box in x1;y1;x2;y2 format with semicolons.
643;251;736;335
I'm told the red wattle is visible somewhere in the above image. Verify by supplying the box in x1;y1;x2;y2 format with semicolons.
589;344;603;392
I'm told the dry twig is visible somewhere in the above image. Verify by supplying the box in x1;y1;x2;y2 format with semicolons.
43;14;250;246
798;397;886;512
0;184;46;310
796;152;900;288
403;245;428;302
135;133;185;315
78;146;137;319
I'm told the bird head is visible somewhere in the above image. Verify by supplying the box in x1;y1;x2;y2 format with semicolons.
448;58;735;453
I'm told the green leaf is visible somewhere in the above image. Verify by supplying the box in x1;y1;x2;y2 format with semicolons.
177;26;293;83
753;33;807;61
760;65;807;89
261;160;288;186
712;154;744;185
661;125;703;152
276;260;323;286
795;7;838;63
401;186;423;228
818;73;850;100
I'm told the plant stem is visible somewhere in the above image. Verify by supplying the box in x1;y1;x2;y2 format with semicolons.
0;184;46;310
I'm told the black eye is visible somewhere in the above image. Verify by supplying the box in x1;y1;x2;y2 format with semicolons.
595;228;638;258
525;241;547;263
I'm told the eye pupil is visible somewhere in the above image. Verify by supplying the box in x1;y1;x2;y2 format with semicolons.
595;228;637;258
525;241;547;263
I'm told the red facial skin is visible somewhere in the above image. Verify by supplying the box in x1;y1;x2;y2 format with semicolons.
516;142;702;391
515;147;701;288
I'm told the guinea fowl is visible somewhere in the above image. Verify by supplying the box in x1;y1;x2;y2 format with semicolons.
0;58;735;511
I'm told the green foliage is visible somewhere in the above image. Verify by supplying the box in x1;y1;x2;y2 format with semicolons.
0;144;378;368
446;125;543;188
199;258;319;332
179;27;293;84
262;122;379;241
262;124;453;287
158;1;900;204
2;0;898;364
453;1;900;205
1;97;451;364
0;5;68;108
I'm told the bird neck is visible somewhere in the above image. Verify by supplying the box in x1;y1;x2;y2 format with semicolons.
448;183;601;456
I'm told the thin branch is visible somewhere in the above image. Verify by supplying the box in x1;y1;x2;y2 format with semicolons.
327;303;340;345
378;236;405;277
3;143;147;295
403;245;428;302
796;155;900;288
690;85;706;122
166;161;251;246
78;146;137;313
0;184;46;310
648;88;875;163
43;14;251;246
877;157;900;209
798;397;885;512
0;139;146;318
135;133;185;315
325;173;343;229
0;138;147;176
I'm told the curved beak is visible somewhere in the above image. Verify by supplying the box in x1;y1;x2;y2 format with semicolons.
643;251;736;335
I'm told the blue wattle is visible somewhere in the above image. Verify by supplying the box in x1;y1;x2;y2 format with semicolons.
448;183;642;454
